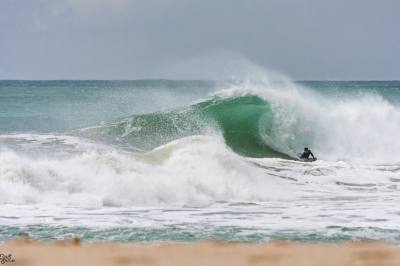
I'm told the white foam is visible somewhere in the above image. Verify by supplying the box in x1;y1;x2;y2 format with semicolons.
0;135;290;207
1;133;399;241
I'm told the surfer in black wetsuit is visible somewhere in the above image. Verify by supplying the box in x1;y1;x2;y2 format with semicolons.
300;147;316;160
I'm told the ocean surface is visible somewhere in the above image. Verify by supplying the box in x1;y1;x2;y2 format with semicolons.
1;79;400;243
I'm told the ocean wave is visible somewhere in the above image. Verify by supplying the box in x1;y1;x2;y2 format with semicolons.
75;81;400;163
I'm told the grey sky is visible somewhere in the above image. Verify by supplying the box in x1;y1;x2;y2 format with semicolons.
1;0;399;80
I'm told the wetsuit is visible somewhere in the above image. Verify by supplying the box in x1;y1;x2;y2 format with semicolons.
300;150;314;159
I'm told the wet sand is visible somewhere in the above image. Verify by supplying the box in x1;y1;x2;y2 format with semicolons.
1;240;399;266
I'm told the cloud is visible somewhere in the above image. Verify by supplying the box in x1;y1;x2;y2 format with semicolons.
66;0;131;13
1;0;399;79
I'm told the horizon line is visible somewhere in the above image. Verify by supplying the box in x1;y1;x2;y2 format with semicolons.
0;79;399;82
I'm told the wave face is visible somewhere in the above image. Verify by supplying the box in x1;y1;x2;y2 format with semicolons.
77;95;292;158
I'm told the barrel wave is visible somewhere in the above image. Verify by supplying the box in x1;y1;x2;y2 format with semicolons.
196;95;292;158
76;80;400;163
77;94;293;158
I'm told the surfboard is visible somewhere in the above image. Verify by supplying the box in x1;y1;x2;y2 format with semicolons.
299;157;317;162
297;153;317;162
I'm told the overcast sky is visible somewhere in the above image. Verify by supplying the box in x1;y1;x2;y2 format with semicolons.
1;0;399;80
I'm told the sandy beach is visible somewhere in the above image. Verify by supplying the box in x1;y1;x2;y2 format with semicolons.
1;240;399;266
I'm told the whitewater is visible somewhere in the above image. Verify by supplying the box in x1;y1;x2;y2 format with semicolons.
0;78;400;242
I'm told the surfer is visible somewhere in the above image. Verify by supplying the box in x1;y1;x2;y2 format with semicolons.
300;147;316;160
